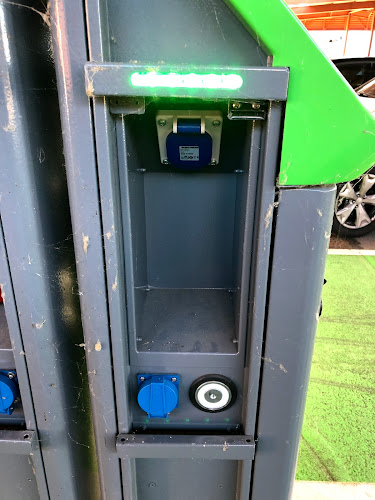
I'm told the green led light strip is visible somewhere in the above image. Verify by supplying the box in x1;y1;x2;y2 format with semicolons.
130;71;243;90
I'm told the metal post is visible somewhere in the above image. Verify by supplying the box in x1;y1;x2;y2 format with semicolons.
368;10;375;56
343;12;351;56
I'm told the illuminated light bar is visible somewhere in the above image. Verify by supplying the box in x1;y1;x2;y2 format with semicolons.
130;72;243;90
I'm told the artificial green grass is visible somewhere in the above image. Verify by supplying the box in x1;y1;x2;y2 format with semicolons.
296;255;375;482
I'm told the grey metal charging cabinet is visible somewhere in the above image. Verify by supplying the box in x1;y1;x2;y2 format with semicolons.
50;1;336;499
0;2;99;498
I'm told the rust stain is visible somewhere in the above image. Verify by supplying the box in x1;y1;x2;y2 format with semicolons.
82;234;89;254
35;319;46;329
112;274;118;292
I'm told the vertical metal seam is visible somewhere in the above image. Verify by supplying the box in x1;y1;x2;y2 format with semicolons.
80;0;123;496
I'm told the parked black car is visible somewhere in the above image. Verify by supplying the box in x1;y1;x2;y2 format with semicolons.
331;58;375;237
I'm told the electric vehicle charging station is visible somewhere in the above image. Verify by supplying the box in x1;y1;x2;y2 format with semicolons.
0;0;374;499
49;0;375;499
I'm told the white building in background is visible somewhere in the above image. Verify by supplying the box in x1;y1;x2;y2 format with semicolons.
311;30;375;58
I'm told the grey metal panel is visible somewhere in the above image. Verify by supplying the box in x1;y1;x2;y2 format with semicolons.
251;186;336;500
0;348;14;367
0;429;35;455
85;63;289;100
50;1;122;498
145;173;237;288
0;2;98;498
106;0;267;67
0;222;48;499
0;303;10;349
0;453;40;499
135;458;239;500
117;434;255;460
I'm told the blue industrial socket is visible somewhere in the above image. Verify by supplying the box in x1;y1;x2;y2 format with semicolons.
137;374;179;419
0;370;20;415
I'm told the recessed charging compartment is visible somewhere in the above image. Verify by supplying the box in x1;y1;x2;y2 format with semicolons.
118;100;254;357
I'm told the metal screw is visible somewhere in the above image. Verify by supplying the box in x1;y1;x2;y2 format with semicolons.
140;377;145;382
13;398;20;404
212;120;221;127
232;102;241;109
7;372;15;380
171;377;177;382
162;159;170;165
252;102;261;109
234;169;244;174
149;482;157;488
209;160;217;166
158;119;166;126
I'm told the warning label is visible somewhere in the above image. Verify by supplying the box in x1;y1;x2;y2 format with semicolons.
179;146;199;161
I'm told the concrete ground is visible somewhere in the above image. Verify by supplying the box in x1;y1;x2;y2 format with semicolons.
293;482;375;499
293;228;375;499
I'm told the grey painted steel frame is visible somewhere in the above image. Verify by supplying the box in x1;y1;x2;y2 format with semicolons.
116;434;255;460
0;429;36;455
84;62;289;100
0;2;99;498
236;101;283;500
251;185;336;500
51;1;124;498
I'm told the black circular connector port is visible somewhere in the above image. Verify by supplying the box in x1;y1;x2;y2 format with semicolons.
189;375;237;413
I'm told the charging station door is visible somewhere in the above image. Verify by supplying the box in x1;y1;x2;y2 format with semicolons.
50;1;341;499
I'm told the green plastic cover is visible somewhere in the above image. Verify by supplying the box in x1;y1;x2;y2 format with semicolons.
226;0;375;186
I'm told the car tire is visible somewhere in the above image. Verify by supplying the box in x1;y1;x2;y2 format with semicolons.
332;169;375;237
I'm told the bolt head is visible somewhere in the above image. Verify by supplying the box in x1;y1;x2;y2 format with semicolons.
140;377;145;382
162;159;170;165
252;102;261;109
212;120;221;127
209;160;217;166
7;372;15;380
171;377;177;382
232;102;241;109
158;119;166;127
